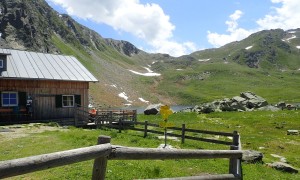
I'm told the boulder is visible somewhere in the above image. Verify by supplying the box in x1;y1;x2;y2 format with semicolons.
242;150;263;163
241;91;268;108
287;130;299;135
144;103;163;115
267;162;298;173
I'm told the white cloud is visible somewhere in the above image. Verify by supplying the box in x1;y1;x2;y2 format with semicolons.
48;0;195;56
257;0;300;30
207;0;300;47
207;10;253;47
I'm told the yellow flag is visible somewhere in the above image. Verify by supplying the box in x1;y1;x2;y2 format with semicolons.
160;105;173;120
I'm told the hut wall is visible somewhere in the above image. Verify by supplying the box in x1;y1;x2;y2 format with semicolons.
0;79;89;120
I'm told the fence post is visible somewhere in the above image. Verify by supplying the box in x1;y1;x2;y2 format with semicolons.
74;106;78;126
229;131;241;178
109;111;113;126
232;131;239;147
181;124;186;144
144;121;148;138
92;135;111;180
119;118;122;133
133;110;137;122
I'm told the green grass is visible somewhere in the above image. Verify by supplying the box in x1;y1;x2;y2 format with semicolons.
155;61;300;105
0;110;299;179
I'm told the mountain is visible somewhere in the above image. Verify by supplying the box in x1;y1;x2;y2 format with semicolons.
1;0;300;107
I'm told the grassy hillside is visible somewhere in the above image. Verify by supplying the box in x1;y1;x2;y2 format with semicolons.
2;0;300;107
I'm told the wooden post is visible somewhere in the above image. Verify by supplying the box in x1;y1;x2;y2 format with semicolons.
232;131;239;147
92;136;111;180
181;124;186;144
229;145;239;175
74;106;78;126
109;111;113;125
133;110;137;122
144;121;148;138
118;118;122;133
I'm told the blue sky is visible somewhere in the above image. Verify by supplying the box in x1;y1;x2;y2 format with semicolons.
46;0;300;57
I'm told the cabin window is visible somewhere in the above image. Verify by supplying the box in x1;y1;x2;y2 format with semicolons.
1;92;18;107
0;59;3;68
62;95;74;107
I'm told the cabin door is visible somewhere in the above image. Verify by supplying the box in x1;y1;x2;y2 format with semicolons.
33;96;56;120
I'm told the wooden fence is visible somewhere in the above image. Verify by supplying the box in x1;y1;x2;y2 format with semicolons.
74;106;137;127
0;135;243;180
98;119;240;147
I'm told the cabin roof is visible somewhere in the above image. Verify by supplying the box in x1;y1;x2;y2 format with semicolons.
0;48;98;82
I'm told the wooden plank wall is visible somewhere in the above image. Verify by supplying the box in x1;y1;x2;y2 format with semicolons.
0;79;89;120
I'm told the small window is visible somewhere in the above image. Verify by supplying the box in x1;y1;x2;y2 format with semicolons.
1;92;18;107
0;59;3;68
62;95;74;107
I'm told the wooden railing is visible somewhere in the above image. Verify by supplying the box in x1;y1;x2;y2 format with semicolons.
99;119;239;147
0;136;243;180
74;106;137;126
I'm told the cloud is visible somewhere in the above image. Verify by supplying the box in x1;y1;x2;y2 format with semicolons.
48;0;196;56
207;10;253;47
257;0;300;30
207;0;300;47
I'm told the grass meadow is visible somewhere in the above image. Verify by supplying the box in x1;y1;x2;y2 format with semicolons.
0;110;299;179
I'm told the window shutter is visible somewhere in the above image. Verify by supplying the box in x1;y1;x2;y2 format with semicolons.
55;95;62;108
18;92;27;106
0;91;2;107
75;95;81;107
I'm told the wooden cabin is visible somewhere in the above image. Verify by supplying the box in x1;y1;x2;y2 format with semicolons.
0;48;98;126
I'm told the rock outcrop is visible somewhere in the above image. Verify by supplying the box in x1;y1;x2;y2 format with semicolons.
183;92;271;113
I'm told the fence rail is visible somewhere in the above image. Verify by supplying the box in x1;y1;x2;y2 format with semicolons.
98;119;239;147
0;135;243;180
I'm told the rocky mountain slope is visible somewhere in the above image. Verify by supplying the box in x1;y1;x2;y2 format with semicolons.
1;0;300;107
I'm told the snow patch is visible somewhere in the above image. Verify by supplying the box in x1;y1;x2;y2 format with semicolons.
245;46;253;50
118;92;132;103
198;58;210;62
288;31;296;34
282;35;296;42
143;67;154;73
139;98;149;103
110;84;117;88
296;46;300;49
176;69;183;71
129;69;161;77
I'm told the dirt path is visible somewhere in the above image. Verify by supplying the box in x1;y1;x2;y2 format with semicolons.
0;123;67;141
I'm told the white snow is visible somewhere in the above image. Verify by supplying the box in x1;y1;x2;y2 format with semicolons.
198;58;210;62
129;67;161;76
288;31;296;34
245;46;253;50
110;84;117;88
118;92;132;103
282;35;296;42
296;46;300;49
176;69;183;71
0;33;2;38
143;67;154;73
139;98;149;103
